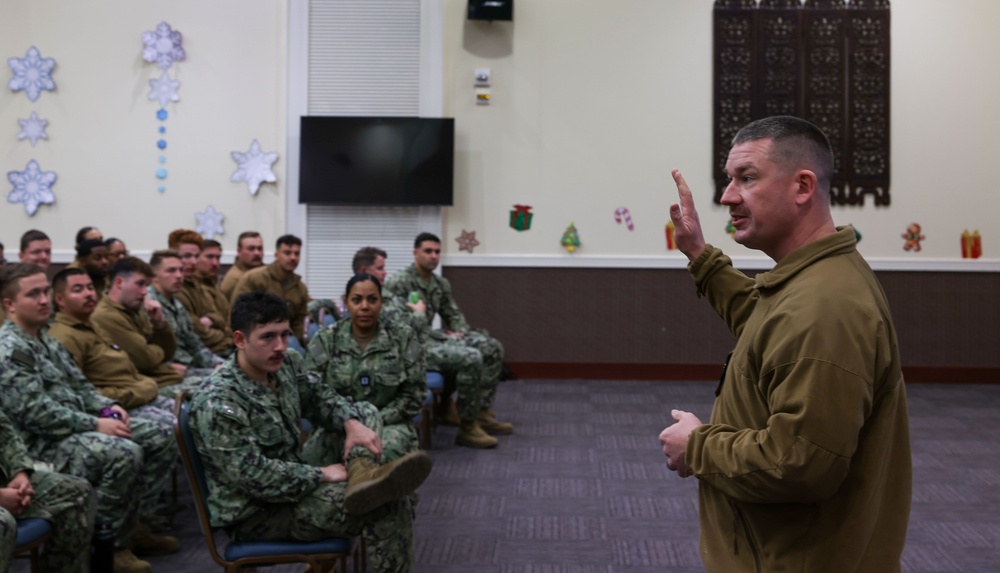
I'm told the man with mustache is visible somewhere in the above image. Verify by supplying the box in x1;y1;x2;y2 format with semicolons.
190;290;432;572
220;231;265;302
658;116;911;573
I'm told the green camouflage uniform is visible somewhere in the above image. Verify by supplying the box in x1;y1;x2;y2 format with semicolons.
148;285;220;398
303;316;426;465
0;410;94;573
0;321;175;548
384;264;504;419
190;352;416;573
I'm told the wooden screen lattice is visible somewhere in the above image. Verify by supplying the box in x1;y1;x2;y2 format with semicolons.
713;0;891;206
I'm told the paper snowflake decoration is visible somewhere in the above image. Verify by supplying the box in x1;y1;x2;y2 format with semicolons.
231;139;278;195
148;71;180;108
456;229;480;253
7;160;56;216
142;22;186;70
7;46;56;102
195;205;225;239
17;112;49;146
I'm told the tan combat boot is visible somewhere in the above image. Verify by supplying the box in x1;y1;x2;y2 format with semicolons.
477;409;513;435
344;450;433;515
113;548;153;573
132;522;180;556
456;419;498;448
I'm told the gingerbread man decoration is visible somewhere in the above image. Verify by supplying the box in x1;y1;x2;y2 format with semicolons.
902;223;925;252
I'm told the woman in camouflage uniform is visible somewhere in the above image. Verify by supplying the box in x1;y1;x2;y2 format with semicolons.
303;274;426;466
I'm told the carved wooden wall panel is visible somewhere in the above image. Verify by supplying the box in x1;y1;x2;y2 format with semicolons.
713;0;891;206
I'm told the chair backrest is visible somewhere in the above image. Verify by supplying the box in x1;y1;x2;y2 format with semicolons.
173;392;229;568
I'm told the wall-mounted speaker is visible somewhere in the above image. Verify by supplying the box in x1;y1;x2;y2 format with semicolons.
468;0;513;21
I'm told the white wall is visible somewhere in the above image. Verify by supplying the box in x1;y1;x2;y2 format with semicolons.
440;0;1000;268
0;0;287;260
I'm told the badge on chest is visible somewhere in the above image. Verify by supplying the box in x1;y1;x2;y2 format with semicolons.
360;374;370;387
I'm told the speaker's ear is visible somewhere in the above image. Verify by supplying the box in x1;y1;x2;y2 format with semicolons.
468;0;513;22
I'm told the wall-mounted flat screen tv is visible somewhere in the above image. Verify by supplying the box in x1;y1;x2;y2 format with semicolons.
298;116;454;206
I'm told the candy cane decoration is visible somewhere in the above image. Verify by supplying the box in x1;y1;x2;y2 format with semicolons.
614;207;634;231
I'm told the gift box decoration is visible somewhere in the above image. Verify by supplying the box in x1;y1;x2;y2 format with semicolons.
961;229;982;259
510;204;533;231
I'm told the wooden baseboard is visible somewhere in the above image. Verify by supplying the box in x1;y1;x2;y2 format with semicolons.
505;362;1000;384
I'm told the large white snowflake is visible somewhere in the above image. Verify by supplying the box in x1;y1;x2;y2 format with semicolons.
148;71;180;108
7;46;56;102
7;160;56;216
17;111;49;146
231;139;278;195
142;22;186;70
194;205;225;239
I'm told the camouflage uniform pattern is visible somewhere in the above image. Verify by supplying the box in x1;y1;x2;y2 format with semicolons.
303;317;426;464
0;321;175;547
380;291;486;419
148;285;223;369
0;410;95;573
190;352;416;573
384;264;505;415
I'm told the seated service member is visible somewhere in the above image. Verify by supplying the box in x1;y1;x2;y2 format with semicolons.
106;237;129;261
66;238;112;299
176;238;234;356
49;268;176;422
190;291;433;573
91;257;185;394
219;231;264;301
146;250;224;380
0;409;94;573
231;234;311;347
0;263;179;573
385;233;512;436
659;116;911;573
355;247;498;448
18;229;52;271
304;273;426;464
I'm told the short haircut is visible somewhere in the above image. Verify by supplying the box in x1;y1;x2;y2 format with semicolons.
732;115;835;192
237;231;262;249
20;230;49;253
344;273;382;298
0;263;45;302
352;246;387;274
414;232;441;249
149;249;182;270
52;267;88;295
276;234;302;249
108;256;154;283
105;237;124;249
75;226;99;246
231;290;290;334
203;239;222;251
168;229;204;250
76;238;105;259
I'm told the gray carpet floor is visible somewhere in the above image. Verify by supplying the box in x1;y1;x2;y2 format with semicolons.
13;380;1000;572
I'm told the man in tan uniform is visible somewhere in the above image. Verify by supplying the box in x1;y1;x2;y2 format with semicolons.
175;237;232;355
90;257;184;394
17;229;52;271
220;231;264;301
65;238;111;299
49;268;173;415
231;234;310;349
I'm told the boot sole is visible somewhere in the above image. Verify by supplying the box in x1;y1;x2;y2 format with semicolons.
344;452;433;515
455;435;498;448
480;425;513;436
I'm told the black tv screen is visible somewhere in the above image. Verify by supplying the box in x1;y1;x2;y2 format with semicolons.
298;116;454;206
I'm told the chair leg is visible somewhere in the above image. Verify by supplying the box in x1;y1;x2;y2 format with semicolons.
419;405;432;449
